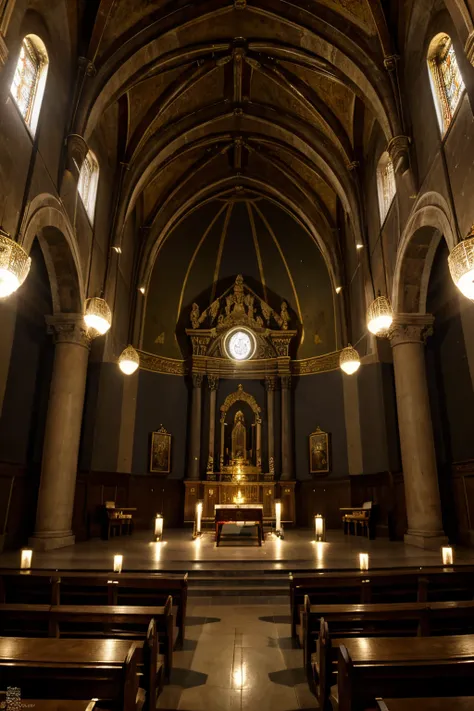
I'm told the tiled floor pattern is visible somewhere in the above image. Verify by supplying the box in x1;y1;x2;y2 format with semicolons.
159;603;317;711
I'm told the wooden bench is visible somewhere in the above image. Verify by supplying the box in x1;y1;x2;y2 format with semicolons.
308;600;474;710
0;569;188;644
0;599;173;682
332;635;474;711
377;700;474;711
0;697;97;711
290;566;474;639
0;637;145;711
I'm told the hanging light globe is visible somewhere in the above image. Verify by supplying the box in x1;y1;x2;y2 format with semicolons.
448;229;474;299
367;295;393;336
84;297;112;335
118;345;140;375
339;345;361;375
0;230;31;298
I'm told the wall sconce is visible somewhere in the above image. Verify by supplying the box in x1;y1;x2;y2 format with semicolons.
113;554;123;573
359;553;369;572
20;549;32;570
275;500;283;538
442;546;454;566
194;501;203;539
154;514;164;541
314;514;326;542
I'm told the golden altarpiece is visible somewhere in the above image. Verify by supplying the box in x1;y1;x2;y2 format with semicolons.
184;275;297;524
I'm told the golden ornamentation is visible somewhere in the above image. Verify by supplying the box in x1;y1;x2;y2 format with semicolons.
0;229;31;298
220;383;261;419
138;350;186;376
292;350;342;376
84;297;112;336
367;294;393;336
448;227;474;299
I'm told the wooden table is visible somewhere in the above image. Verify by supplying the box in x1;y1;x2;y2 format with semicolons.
377;700;474;711
214;504;264;546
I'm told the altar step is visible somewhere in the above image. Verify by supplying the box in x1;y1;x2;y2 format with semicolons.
187;571;289;601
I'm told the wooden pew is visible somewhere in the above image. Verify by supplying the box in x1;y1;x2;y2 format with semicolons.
0;637;144;711
332;635;474;711
377;700;474;711
0;599;173;682
0;697;97;711
0;569;188;644
290;566;474;640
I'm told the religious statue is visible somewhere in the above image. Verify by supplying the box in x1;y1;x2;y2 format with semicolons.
280;301;290;330
190;303;200;329
231;410;248;463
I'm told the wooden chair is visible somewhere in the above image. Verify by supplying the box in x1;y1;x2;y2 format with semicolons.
342;501;373;537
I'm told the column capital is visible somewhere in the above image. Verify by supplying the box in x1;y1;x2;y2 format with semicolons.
192;373;204;388
387;135;411;175
208;374;219;391
280;375;292;390
465;31;474;66
265;376;277;392
46;314;91;349
388;314;434;348
65;134;89;176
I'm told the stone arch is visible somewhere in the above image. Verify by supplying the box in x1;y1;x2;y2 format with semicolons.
220;384;261;422
392;192;457;314
20;194;84;314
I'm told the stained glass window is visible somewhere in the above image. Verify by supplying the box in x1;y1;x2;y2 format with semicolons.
11;35;48;134
428;34;465;134
377;152;396;225
78;151;99;224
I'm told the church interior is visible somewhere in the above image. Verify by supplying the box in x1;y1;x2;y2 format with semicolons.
3;0;474;709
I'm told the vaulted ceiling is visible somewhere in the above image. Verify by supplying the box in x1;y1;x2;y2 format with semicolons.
75;0;403;290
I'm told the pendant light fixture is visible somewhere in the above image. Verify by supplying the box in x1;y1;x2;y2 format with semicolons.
366;293;393;336
118;345;140;375
0;229;31;298
339;344;361;375
448;227;474;299
84;296;112;335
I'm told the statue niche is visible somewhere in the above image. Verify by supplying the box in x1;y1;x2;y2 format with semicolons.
231;410;249;465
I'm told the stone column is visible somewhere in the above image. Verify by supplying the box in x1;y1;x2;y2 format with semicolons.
30;315;91;550
256;417;262;469
187;373;203;480
280;375;293;480
265;377;276;476
389;316;447;549
207;375;219;475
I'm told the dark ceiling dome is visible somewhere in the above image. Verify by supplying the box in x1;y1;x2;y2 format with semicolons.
142;193;336;360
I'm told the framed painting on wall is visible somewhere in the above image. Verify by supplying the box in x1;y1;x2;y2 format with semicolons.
150;425;171;473
309;426;330;474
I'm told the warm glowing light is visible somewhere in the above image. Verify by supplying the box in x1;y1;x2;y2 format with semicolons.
359;553;369;571
139;286;145;294
356;243;364;250
448;233;474;299
84;297;112;335
314;514;325;541
118;345;140;375
339;345;361;375
20;549;32;570
113;554;123;573
315;541;325;562
154;514;164;541
233;490;245;504
0;231;31;298
442;546;454;565
112;246;122;254
196;501;203;536
335;286;342;294
367;295;393;336
275;500;282;534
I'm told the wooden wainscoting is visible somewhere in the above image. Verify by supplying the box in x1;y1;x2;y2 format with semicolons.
0;462;40;551
452;461;474;545
349;471;406;540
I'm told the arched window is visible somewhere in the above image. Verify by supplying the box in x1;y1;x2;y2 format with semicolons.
78;150;99;224
10;34;48;135
428;33;465;134
377;152;396;224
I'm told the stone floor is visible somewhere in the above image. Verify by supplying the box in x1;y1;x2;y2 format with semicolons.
1;528;473;571
158;602;316;711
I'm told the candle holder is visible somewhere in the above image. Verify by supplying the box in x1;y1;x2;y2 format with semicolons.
314;514;326;542
442;546;454;566
359;552;369;572
154;514;164;541
20;549;32;571
193;501;203;539
114;554;123;573
275;500;283;538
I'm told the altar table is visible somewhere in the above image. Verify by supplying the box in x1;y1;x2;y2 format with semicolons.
214;504;264;546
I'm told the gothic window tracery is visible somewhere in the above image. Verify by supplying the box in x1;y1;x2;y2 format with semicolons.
428;33;465;134
78;150;100;224
11;35;48;135
376;152;396;225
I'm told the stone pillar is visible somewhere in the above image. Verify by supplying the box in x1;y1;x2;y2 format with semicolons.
280;375;293;480
389;316;447;549
265;377;276;476
207;375;218;475
187;373;203;480
256;417;262;469
30;315;91;550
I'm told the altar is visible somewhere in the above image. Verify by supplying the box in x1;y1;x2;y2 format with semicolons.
214;504;264;546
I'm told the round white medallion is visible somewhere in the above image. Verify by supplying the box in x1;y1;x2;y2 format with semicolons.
225;328;256;361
